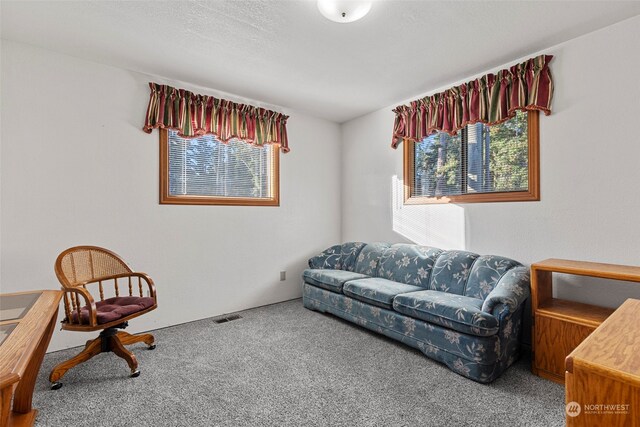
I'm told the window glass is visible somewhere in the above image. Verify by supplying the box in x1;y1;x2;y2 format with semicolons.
406;110;537;204
160;130;279;206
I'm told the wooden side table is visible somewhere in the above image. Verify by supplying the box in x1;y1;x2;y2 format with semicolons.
565;298;640;426
0;290;62;427
530;259;640;384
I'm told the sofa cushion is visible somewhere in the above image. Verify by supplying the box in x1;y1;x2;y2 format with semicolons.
308;244;342;270
393;290;499;337
354;242;391;276
339;242;367;272
71;296;155;325
303;269;369;293
428;250;479;295
463;255;522;300
343;278;423;309
376;244;443;287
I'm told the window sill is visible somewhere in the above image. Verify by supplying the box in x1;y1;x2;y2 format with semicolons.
404;189;539;204
160;195;280;206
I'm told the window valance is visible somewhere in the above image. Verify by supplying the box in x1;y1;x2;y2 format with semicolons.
391;55;553;148
143;83;290;153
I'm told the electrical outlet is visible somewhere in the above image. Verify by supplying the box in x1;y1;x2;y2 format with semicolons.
280;271;286;281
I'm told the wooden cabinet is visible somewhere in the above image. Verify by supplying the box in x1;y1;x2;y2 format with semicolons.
565;298;640;426
534;314;595;379
531;259;640;384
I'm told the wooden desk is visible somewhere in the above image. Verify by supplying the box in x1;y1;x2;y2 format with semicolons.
0;291;62;427
531;259;640;383
565;298;640;426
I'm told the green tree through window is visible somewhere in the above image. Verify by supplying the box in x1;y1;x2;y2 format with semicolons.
408;110;537;203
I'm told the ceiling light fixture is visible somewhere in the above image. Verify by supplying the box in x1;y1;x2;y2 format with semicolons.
317;0;372;24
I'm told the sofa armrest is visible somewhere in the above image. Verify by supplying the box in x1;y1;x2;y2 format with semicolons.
308;242;367;270
308;244;342;269
481;266;530;318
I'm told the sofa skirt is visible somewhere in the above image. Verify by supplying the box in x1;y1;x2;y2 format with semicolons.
303;283;523;383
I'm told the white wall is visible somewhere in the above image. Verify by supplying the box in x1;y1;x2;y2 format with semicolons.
342;15;640;310
0;41;342;351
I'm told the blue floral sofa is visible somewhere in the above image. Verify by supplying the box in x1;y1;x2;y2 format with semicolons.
302;242;530;383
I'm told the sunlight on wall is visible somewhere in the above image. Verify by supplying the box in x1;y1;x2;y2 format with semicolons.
391;175;466;249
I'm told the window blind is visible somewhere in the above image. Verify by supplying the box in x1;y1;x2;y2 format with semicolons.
413;132;464;197
168;131;274;199
412;110;529;197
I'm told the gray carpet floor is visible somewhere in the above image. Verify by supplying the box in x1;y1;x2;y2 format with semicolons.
33;299;564;426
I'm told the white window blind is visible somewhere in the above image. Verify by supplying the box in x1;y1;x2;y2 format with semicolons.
168;130;274;199
413;131;464;197
412;110;529;197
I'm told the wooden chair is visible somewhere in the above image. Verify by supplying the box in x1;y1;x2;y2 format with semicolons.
49;246;158;390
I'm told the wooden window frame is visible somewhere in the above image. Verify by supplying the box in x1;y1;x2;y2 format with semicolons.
403;110;540;204
159;129;280;206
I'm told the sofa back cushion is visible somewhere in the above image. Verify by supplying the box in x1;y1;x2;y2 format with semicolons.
339;242;367;272
308;242;366;271
376;244;443;287
354;242;391;276
428;250;479;295
463;255;522;300
308;244;342;270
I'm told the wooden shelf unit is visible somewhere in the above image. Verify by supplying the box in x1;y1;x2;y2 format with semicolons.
531;259;640;384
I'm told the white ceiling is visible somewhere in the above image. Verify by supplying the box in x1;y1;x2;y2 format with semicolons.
2;1;640;123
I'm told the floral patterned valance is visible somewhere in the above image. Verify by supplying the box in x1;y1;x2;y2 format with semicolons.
143;83;290;152
391;54;554;148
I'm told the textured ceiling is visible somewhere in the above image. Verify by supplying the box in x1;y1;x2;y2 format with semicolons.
2;1;640;122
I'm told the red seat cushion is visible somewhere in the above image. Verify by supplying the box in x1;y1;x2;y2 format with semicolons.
71;296;155;324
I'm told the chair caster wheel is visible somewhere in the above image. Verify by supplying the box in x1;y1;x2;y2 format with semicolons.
148;344;156;350
51;382;63;390
130;369;140;378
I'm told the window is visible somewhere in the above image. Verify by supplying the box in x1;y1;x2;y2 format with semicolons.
404;110;539;204
159;129;279;206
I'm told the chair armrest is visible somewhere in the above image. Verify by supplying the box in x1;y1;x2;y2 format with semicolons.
131;272;157;299
481;266;530;319
62;286;97;327
63;272;157;327
74;272;157;299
